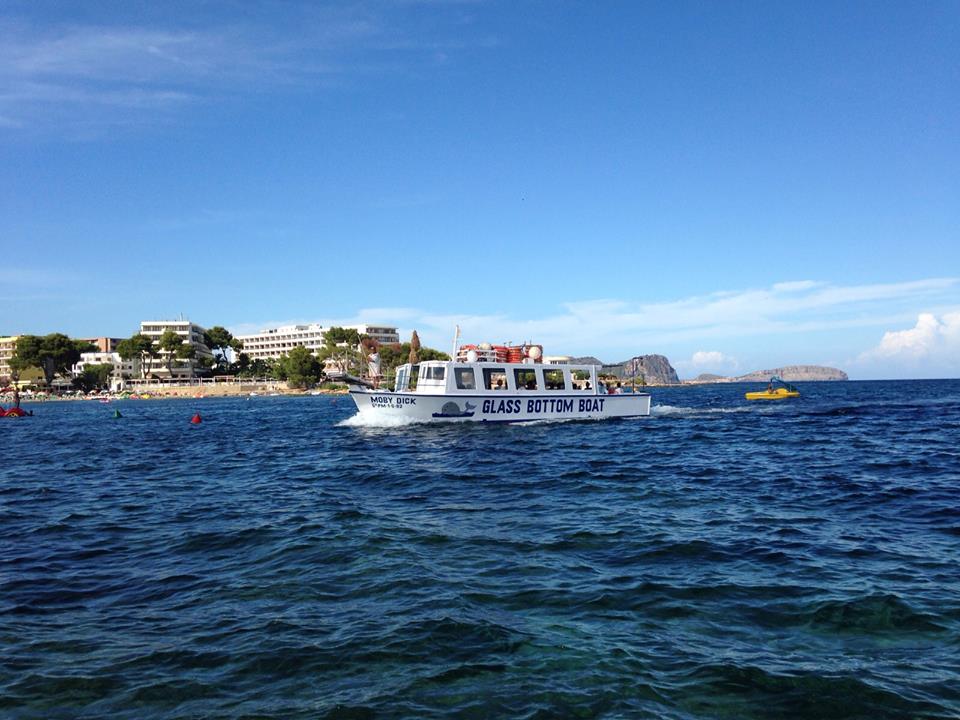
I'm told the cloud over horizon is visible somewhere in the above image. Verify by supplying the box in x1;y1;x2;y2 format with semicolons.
857;312;960;377
672;350;740;378
228;277;960;378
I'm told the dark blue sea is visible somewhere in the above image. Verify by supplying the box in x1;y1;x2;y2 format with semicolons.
2;380;959;719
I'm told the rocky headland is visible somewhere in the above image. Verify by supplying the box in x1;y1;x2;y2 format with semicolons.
686;365;848;383
601;354;681;385
563;355;845;386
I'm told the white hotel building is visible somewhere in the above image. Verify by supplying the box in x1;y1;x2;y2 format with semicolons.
139;320;215;376
237;324;400;361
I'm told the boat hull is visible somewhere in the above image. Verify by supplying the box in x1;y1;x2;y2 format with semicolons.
348;390;651;423
745;390;800;400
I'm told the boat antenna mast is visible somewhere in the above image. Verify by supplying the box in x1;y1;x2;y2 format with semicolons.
451;325;461;360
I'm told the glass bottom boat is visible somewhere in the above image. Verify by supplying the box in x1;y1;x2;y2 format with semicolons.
344;357;651;424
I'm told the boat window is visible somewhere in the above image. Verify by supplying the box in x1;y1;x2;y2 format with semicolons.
422;366;445;381
543;368;565;390
483;368;507;390
514;368;537;391
455;367;476;390
571;369;590;391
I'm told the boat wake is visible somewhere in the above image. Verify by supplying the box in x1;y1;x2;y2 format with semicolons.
652;404;768;417
338;413;430;428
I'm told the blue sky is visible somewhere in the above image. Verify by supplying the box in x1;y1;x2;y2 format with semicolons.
2;1;958;378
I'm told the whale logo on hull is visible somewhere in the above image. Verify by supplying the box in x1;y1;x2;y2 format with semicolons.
432;401;476;418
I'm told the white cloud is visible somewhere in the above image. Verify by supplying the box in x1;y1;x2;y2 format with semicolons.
771;280;821;292
0;266;84;287
227;278;960;371
414;277;958;355
860;312;960;365
672;350;739;378
691;350;736;367
0;19;346;129
0;7;493;133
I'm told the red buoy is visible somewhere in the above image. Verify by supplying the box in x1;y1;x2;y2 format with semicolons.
190;413;202;424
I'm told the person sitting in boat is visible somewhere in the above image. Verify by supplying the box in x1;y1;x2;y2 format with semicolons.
495;379;504;390
767;382;774;393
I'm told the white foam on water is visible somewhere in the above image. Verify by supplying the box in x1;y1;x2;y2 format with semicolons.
651;404;760;417
337;412;429;428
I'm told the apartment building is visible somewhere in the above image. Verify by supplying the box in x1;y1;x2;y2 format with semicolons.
348;325;400;345
0;335;18;379
237;324;400;361
236;324;328;361
81;337;123;353
139;320;214;376
74;351;140;376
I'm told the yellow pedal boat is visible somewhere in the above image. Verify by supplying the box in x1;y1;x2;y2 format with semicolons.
745;387;800;400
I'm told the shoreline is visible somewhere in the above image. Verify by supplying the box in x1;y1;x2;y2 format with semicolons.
16;385;350;402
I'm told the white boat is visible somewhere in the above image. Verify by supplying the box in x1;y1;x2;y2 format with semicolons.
344;346;650;424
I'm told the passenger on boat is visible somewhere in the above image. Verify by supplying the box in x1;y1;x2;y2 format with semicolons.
367;351;382;389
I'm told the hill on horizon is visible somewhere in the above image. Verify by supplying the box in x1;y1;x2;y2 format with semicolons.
686;365;848;382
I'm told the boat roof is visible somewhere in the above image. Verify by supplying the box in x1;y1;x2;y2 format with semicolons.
415;359;599;369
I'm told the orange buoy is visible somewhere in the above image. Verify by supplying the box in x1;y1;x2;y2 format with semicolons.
190;413;202;424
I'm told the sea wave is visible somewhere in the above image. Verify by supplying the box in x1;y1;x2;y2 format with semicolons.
3;381;959;718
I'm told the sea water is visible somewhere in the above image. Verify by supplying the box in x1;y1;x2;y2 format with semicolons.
2;380;959;718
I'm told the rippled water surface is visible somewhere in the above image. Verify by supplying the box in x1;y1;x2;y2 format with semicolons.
3;380;959;719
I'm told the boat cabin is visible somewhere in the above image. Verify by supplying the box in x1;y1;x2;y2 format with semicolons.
394;360;603;395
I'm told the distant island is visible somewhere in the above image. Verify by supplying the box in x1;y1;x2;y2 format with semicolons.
566;355;848;386
688;365;849;383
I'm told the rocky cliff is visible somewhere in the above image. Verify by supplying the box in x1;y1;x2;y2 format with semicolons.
735;365;848;382
604;354;680;385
